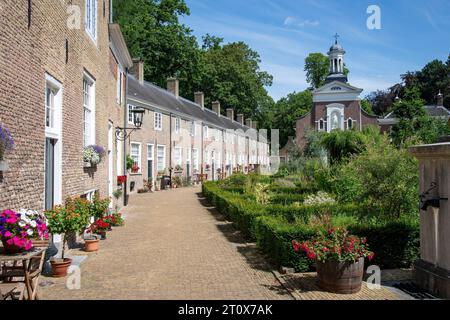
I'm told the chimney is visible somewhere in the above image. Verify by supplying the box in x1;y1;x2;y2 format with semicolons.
226;108;234;121
167;78;179;98
131;58;144;84
194;92;204;109
237;114;244;125
437;91;444;107
252;121;258;130
246;118;252;128
212;101;221;116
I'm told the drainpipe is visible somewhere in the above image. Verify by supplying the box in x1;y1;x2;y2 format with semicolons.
169;113;173;184
123;67;129;207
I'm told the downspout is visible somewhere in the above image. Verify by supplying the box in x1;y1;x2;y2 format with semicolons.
169;113;173;183
123;67;129;207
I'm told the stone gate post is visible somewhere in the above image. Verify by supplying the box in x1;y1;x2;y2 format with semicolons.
410;142;450;299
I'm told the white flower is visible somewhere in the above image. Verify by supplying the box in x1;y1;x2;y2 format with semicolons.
30;221;37;228
26;229;34;236
18;221;26;228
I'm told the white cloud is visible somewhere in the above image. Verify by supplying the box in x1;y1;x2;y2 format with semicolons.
284;17;320;28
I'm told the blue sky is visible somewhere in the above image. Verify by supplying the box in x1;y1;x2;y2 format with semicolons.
180;0;450;101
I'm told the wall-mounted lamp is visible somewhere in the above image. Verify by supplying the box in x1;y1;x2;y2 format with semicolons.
115;108;145;141
419;182;448;211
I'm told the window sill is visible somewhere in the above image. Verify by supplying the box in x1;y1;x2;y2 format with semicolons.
130;173;142;176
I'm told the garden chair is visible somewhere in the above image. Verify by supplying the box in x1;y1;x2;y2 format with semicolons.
1;244;47;300
0;282;25;300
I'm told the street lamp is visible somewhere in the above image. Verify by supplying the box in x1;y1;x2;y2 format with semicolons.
116;108;145;141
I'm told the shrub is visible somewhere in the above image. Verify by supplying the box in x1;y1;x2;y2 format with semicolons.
329;135;419;219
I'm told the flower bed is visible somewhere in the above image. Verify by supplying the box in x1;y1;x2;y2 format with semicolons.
203;180;420;272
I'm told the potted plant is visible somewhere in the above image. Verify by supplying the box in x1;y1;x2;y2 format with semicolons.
83;233;100;253
45;198;90;277
174;165;183;174
292;227;375;294
172;176;182;189
110;213;125;227
0;124;14;171
90;195;110;221
145;179;153;192
126;155;134;171
0;209;49;254
89;218;111;240
205;164;211;171
131;164;140;174
83;145;105;168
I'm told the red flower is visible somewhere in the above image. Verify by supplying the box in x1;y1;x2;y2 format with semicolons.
368;252;375;262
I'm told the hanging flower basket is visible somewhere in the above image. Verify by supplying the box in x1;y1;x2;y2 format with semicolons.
117;175;127;185
83;145;106;167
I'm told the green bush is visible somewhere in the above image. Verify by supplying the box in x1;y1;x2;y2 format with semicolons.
269;194;306;205
349;220;420;269
203;181;420;271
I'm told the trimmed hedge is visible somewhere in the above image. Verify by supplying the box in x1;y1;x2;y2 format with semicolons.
202;181;420;272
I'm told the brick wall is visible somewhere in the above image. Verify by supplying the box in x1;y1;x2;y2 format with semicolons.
0;0;124;210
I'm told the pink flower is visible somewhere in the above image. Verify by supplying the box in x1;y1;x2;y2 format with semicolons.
6;239;14;245
6;217;17;224
25;241;32;251
4;231;11;238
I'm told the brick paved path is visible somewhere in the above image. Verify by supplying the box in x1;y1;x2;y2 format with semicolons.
39;187;292;300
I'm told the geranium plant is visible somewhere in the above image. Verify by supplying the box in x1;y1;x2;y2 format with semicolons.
90;195;110;220
89;218;111;234
0;124;14;161
131;164;140;173
292;227;375;263
83;145;106;166
45;198;91;260
0;209;49;252
117;175;127;185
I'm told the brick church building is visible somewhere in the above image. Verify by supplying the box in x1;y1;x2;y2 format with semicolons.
295;38;378;149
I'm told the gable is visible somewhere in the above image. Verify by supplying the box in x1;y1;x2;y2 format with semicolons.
313;81;363;103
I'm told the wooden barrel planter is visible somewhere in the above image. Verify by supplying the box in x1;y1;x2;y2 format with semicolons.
316;257;365;294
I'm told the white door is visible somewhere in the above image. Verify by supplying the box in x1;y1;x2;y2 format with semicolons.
108;122;113;209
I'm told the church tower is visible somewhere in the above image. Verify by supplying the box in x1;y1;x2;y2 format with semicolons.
325;34;348;84
294;34;379;150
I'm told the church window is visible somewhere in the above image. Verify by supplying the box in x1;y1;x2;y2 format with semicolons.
347;118;354;130
318;119;325;131
331;87;342;91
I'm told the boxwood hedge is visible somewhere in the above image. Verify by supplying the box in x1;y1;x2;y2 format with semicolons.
202;181;420;272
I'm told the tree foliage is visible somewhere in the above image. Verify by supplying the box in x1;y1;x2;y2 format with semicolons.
114;1;273;120
390;86;450;146
198;39;274;119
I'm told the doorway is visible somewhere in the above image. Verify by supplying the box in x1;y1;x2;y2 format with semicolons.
45;138;56;210
108;122;113;209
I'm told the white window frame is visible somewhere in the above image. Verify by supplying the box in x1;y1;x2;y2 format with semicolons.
85;0;98;43
155;112;163;131
347;118;355;130
147;144;154;161
157;145;166;172
190;121;196;137
175;117;181;134
83;73;96;147
173;147;182;166
192;148;199;171
130;142;142;174
128;104;137;125
203;125;209;138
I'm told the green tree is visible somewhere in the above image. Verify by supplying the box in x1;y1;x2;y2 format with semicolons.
304;53;329;89
391;85;450;146
114;0;202;98
361;99;375;115
321;130;365;164
199;40;274;119
270;90;313;147
304;53;350;89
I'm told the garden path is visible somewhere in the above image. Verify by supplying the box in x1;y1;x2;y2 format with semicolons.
39;186;292;300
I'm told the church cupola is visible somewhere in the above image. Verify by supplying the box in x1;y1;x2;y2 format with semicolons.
325;34;348;84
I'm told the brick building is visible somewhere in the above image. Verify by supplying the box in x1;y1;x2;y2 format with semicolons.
124;60;270;194
0;0;131;211
295;38;378;149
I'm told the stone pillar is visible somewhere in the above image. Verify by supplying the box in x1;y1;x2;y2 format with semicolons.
410;142;450;299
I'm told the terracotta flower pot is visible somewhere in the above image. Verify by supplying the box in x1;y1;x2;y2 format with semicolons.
1;239;24;254
316;257;365;294
84;239;100;252
50;258;73;278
